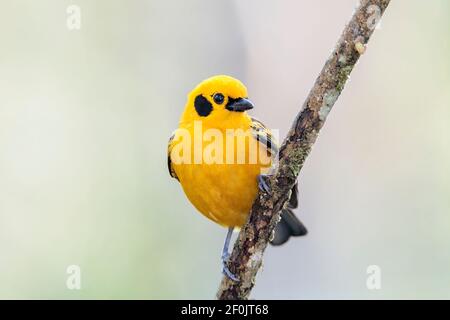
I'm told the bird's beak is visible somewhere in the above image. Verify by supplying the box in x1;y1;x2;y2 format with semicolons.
226;98;254;112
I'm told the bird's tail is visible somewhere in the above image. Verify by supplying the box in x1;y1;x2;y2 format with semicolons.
270;183;308;246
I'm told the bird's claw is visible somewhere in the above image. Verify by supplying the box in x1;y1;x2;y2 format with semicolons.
222;253;239;282
258;174;272;194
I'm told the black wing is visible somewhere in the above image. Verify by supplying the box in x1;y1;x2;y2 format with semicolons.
250;117;279;157
167;133;179;181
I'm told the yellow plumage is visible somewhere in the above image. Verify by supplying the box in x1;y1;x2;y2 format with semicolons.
168;75;306;249
168;75;273;227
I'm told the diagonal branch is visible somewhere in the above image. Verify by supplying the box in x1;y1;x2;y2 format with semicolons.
217;0;391;300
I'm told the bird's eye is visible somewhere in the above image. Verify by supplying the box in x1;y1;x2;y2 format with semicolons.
213;93;225;105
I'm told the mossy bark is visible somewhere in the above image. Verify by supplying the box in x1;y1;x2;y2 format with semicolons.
217;0;391;300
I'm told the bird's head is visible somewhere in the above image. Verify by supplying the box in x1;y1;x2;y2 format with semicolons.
180;75;254;127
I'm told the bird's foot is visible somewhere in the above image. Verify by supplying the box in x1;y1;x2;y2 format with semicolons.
221;252;239;282
258;174;272;194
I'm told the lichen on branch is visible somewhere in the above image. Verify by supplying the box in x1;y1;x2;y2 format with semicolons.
217;0;391;300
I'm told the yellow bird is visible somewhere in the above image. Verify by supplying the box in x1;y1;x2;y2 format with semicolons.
168;75;306;280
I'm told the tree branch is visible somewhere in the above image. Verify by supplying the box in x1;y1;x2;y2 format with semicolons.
217;0;391;300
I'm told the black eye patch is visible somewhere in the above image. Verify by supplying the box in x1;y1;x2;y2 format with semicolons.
194;94;213;117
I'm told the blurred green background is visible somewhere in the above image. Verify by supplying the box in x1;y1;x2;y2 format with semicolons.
0;0;449;299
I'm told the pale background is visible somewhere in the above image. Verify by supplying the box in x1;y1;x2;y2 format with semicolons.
0;0;449;299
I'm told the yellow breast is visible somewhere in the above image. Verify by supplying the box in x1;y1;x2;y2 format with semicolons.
171;118;272;227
